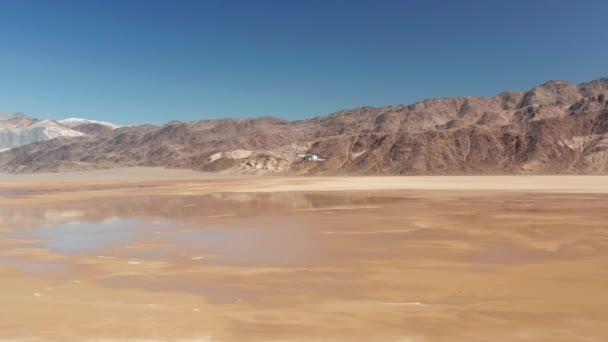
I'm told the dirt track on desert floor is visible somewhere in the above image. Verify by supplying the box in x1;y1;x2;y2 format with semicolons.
1;170;608;341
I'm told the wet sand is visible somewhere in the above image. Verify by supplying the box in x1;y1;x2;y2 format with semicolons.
1;171;608;341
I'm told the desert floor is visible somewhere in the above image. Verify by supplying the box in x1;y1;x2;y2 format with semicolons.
1;168;608;341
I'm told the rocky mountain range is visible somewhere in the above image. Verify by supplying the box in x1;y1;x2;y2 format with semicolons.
1;77;608;174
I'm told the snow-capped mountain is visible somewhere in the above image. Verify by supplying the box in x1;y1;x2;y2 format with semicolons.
0;119;84;149
0;113;121;151
58;118;120;129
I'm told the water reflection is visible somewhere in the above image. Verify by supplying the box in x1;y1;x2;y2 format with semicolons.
0;192;409;269
0;192;408;231
9;219;171;254
3;191;608;272
3;187;608;341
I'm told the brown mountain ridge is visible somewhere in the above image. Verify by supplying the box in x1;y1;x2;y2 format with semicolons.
1;77;608;174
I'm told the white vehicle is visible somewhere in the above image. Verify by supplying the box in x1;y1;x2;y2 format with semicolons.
296;153;325;161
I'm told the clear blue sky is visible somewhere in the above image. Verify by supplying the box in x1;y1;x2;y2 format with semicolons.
1;0;607;125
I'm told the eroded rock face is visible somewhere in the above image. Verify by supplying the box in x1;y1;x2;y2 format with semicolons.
1;77;608;174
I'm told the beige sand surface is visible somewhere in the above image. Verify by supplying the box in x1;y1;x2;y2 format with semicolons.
1;169;608;341
0;167;219;182
2;167;608;192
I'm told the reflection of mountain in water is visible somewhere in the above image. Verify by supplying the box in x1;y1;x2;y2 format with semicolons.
0;192;408;230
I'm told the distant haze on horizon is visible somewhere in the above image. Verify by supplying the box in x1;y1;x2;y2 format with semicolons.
1;0;607;126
